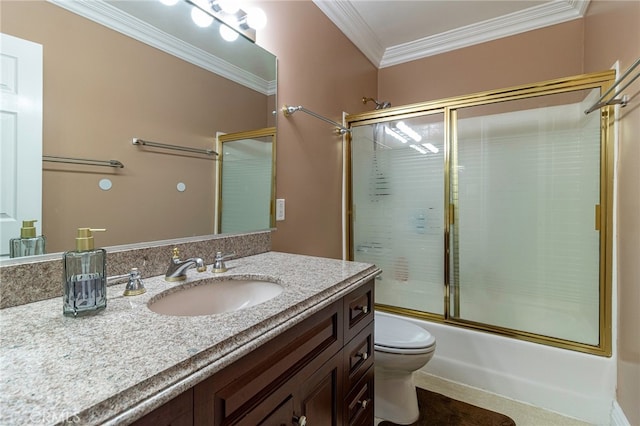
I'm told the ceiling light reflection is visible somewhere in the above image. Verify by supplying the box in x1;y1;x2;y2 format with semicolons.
191;6;213;27
385;126;407;143
422;143;439;153
219;23;239;41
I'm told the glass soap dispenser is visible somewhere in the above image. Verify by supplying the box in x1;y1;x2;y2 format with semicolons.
9;220;46;258
63;228;107;317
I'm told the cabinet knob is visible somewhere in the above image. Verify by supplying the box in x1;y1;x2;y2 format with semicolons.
358;399;370;409
355;305;369;314
357;351;369;360
293;415;307;426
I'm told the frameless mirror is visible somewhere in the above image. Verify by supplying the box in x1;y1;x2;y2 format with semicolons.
0;0;277;260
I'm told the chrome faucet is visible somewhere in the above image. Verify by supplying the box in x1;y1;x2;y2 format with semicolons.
165;247;206;281
212;251;235;273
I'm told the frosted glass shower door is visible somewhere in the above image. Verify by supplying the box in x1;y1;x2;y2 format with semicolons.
450;90;602;345
351;116;445;314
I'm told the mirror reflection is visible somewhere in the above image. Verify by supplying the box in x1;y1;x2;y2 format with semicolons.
1;0;277;258
217;127;276;234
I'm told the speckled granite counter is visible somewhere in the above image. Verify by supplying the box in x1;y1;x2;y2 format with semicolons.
0;251;379;425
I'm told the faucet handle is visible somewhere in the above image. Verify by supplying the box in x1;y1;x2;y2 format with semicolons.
215;251;235;261
172;247;180;259
123;267;146;296
212;251;235;273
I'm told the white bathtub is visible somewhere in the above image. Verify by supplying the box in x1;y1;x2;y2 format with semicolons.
376;311;616;425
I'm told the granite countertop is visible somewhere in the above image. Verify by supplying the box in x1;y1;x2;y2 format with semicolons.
0;251;379;425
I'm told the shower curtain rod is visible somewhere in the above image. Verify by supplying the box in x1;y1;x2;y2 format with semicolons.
282;105;350;134
584;57;640;114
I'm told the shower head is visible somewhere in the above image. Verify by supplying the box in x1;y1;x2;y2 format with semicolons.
362;97;391;110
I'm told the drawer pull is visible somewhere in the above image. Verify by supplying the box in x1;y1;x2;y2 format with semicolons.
293;415;307;426
357;351;369;360
358;399;370;409
355;305;369;314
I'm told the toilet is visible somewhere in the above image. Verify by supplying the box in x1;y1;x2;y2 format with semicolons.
374;312;436;425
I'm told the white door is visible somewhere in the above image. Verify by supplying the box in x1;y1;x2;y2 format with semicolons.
0;33;43;257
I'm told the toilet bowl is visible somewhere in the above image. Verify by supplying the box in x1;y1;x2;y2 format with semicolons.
374;312;436;425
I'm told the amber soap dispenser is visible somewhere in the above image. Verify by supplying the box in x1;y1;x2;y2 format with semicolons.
63;228;107;317
9;220;46;258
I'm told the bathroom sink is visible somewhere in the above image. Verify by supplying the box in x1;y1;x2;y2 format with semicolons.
148;278;283;316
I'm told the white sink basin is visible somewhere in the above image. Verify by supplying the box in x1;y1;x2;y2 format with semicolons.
148;278;283;316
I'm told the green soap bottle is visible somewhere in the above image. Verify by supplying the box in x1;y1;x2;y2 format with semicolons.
63;228;107;317
9;220;46;258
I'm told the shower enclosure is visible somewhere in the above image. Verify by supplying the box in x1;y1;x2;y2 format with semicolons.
346;71;615;355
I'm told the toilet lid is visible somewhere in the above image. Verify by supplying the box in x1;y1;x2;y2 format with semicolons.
375;313;436;350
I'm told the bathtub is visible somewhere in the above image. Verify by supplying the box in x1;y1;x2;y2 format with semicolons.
376;311;616;425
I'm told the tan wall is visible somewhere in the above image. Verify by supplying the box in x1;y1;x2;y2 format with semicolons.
255;0;378;258
378;19;585;105
2;1;269;253
584;1;640;424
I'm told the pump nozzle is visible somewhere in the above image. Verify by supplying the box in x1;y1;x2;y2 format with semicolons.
20;220;38;238
75;228;106;251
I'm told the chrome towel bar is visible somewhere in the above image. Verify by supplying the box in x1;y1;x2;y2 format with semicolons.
132;138;218;156
43;155;124;168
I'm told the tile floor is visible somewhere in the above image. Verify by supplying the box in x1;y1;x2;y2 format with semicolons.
374;371;593;426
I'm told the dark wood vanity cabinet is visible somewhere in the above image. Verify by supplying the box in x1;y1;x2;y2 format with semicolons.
133;279;374;426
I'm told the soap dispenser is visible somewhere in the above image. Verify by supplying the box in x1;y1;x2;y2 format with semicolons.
63;228;107;317
9;220;46;258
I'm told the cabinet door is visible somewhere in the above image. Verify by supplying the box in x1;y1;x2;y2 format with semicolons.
296;352;343;426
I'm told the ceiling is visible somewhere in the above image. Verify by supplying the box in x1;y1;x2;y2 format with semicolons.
313;0;590;68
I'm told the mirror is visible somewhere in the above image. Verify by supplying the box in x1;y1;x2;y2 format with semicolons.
1;0;277;258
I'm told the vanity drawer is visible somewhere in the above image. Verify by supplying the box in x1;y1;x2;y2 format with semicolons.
343;279;374;341
194;299;343;425
344;366;374;426
343;325;374;392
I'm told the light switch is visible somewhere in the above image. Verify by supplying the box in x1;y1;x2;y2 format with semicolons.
276;198;285;221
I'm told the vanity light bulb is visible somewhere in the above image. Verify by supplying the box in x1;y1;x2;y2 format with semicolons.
191;7;214;28
158;0;179;5
246;7;267;30
217;0;239;14
220;24;239;42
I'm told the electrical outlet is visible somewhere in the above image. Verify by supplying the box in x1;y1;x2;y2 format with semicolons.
276;199;285;221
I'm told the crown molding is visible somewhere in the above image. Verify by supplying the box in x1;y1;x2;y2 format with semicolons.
380;0;589;68
314;0;589;69
312;0;385;67
47;0;274;95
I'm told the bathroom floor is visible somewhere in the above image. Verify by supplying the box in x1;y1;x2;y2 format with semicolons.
374;372;593;426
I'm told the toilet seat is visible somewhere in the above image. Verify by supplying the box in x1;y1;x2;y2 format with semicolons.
375;314;436;354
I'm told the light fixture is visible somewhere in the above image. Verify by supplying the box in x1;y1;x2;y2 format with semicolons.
244;7;267;30
159;0;179;5
215;0;239;14
189;0;267;42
